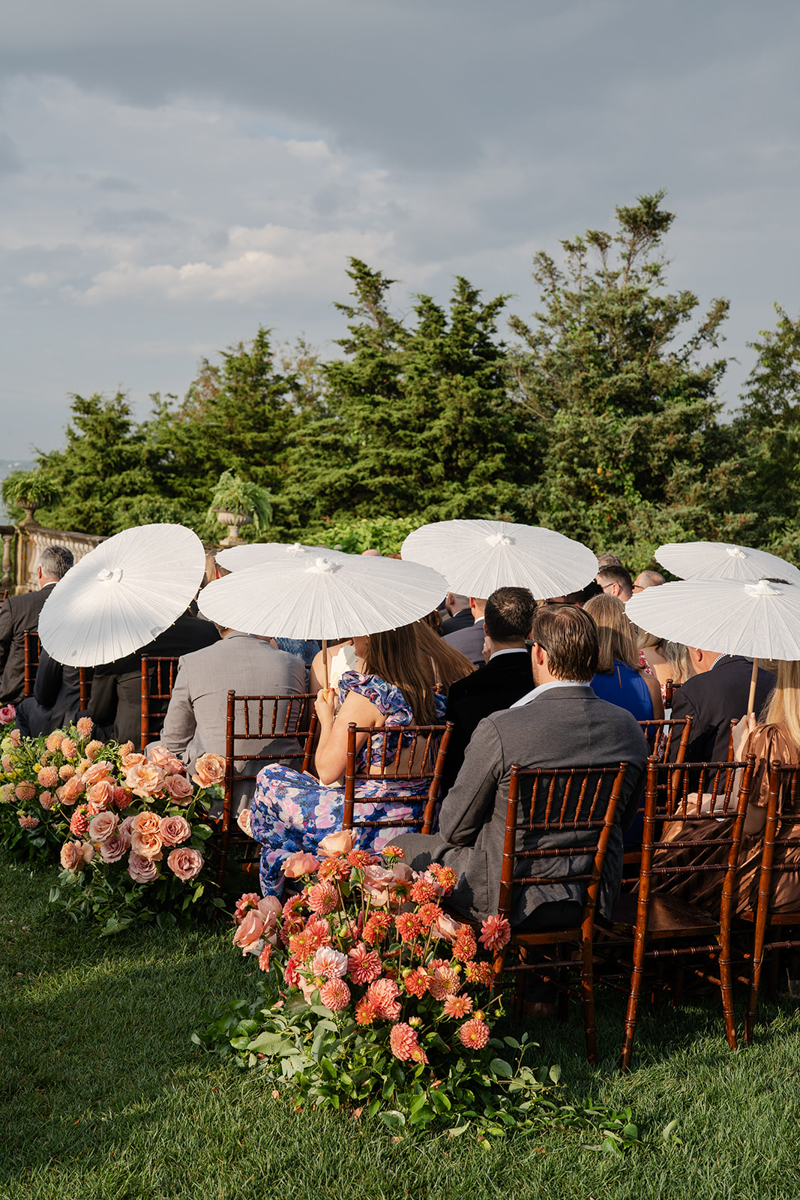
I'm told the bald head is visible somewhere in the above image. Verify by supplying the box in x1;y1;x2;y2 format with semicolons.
633;570;665;593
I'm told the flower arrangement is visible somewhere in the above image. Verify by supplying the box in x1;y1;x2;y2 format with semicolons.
0;717;226;933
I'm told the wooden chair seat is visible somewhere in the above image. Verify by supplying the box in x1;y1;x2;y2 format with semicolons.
611;892;717;938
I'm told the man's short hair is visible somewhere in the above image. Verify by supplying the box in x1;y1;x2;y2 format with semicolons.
596;553;624;568
484;587;537;642
596;566;634;596
529;604;599;682
38;546;74;580
634;570;665;589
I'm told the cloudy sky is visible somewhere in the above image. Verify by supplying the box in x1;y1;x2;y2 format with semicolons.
2;0;799;459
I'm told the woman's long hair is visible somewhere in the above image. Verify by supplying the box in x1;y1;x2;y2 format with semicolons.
636;629;694;685
762;660;800;748
415;620;475;694
363;623;439;724
583;593;639;673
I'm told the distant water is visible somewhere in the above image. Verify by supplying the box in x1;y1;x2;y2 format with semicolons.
0;460;35;523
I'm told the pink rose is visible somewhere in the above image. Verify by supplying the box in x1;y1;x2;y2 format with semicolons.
88;811;118;843
60;773;86;806
121;752;147;770
128;851;160;883
192;753;226;788
318;830;354;857
60;842;84;872
283;852;320;879
118;815;136;845
85;780;114;811
130;830;164;861
0;704;17;724
257;895;282;918
167;846;204;882
158;815;191;846
233;910;265;955
76;716;94;738
432;913;463;943
131;810;162;835
125;762;166;798
83;760;114;786
99;833;128;863
163;773;194;804
149;745;186;774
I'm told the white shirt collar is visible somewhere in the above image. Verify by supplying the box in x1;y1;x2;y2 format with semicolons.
511;680;591;707
489;647;528;661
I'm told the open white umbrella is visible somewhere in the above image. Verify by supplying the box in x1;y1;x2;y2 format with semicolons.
627;577;800;713
198;552;448;686
400;519;597;599
656;540;800;585
38;524;207;667
216;541;348;572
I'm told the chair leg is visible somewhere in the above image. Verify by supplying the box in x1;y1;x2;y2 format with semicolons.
621;932;648;1072
580;934;598;1067
719;942;738;1051
745;941;766;1046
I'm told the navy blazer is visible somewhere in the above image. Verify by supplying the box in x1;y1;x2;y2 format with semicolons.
668;655;776;764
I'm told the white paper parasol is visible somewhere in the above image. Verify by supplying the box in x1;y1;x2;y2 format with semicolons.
627;577;800;713
400;519;598;599
216;541;346;572
656;540;800;585
198;552;449;641
38;524;207;667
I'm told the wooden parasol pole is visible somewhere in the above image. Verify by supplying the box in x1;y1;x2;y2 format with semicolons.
747;657;759;717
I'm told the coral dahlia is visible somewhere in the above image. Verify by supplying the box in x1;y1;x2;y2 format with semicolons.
389;1023;423;1062
347;943;383;985
319;977;351;1011
479;914;511;952
443;993;473;1019
458;1018;490;1050
365;978;401;1021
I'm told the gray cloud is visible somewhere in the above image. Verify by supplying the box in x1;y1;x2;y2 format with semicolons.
91;206;172;233
0;132;22;173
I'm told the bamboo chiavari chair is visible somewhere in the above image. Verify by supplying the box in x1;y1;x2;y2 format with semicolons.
743;761;800;1042
490;761;630;1066
23;630;41;697
612;754;756;1070
343;720;453;840
140;656;181;752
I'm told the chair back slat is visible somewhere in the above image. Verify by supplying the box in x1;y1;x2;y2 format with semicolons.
638;716;693;764
140;656;181;751
23;631;41;698
342;721;452;836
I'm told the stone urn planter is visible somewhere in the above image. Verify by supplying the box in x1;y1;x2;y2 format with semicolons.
214;509;252;547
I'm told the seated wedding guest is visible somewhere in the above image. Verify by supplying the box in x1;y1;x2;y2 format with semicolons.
159;625;305;813
657;659;800;915
88;608;220;747
633;569;665;593
308;639;363;693
441;592;474;636
243;623;447;895
416;619;474;695
637;631;694;703
584;594;663;722
667;647;775;764
0;545;74;704
595;565;634;603
15;648;80;737
597;552;625;568
562;580;603;606
440;587;536;796
394;604;648;927
443;596;487;667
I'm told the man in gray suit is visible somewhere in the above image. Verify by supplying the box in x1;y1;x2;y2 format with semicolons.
158;627;306;812
397;604;648;927
442;595;487;667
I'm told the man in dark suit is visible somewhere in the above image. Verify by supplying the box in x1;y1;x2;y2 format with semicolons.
668;648;775;764
88;610;221;747
15;648;81;737
397;604;648;926
441;586;536;796
0;545;74;704
443;596;487;667
440;592;474;636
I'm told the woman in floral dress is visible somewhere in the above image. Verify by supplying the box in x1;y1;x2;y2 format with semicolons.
246;623;447;895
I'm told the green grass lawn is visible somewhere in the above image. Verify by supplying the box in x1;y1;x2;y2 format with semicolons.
2;852;799;1200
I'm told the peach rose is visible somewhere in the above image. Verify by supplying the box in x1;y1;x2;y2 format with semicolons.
119;741;135;756
130;830;164;861
121;752;147;770
59;774;85;806
158;815;191;846
432;913;463;943
80;841;94;865
149;745;186;774
83;760;114;786
257;895;283;918
88;811;118;843
131;810;162;835
128;851;160;883
118;815;135;847
85;739;103;761
85;780;114;811
163;773;194;804
99;833;128;863
192;753;226;788
318;830;355;857
233;910;266;955
125;762;166;798
167;846;204;882
60;842;84;872
283;851;320;879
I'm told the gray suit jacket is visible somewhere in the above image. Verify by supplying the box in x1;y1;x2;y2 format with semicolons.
404;686;648;924
443;618;485;668
159;632;306;809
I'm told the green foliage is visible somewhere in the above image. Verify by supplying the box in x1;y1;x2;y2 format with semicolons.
306;515;420;555
207;470;273;535
1;466;60;517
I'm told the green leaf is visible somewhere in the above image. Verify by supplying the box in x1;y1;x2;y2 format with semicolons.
489;1057;514;1080
247;1032;288;1056
380;1110;406;1130
549;1064;562;1084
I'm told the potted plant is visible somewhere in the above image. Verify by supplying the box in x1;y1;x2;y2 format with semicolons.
207;471;273;546
2;468;60;524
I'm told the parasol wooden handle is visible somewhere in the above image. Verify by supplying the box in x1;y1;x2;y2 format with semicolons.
747;657;759;717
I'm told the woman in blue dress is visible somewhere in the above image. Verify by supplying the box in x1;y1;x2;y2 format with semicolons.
246;622;447;895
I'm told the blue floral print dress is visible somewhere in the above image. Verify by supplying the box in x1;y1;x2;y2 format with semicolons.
249;671;446;895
